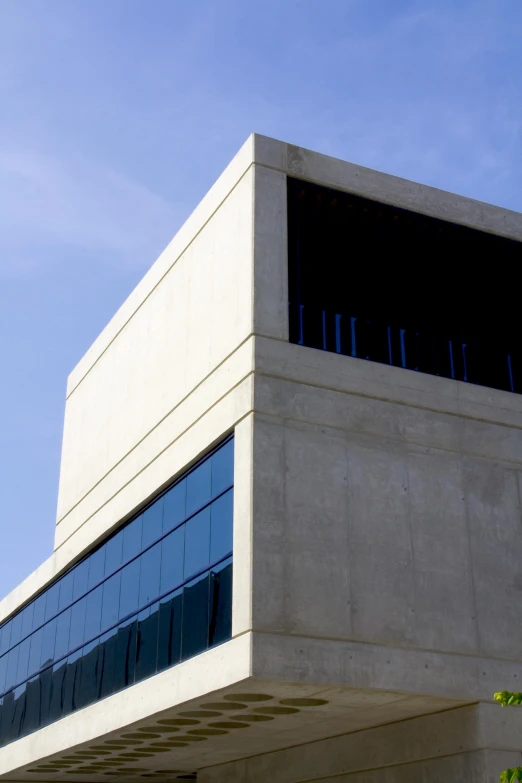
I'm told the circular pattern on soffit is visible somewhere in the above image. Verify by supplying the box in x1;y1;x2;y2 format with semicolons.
223;693;273;702
208;721;250;729
279;698;329;707
200;702;246;711
157;718;200;726
105;740;144;746
150;742;189;748
188;728;228;736
230;713;274;722
148;725;185;733
178;710;222;718
122;733;161;740
253;706;300;715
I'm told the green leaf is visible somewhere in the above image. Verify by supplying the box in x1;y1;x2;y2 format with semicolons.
494;691;522;707
500;767;522;782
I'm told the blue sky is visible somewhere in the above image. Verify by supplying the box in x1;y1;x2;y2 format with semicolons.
1;0;521;600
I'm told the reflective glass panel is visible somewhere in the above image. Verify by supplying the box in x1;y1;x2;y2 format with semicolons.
84;585;103;642
21;603;35;641
58;572;74;611
186;460;211;516
163;480;186;533
135;604;159;683
210;490;233;563
160;526;184;595
122;515;143;562
119;559;140;621
0;437;233;749
69;597;87;651
184;508;210;577
142;500;163;549
211;439;234;497
87;548;105;589
181;574;209;660
138;543;161;608
104;530;123;577
101;573;121;632
72;560;89;602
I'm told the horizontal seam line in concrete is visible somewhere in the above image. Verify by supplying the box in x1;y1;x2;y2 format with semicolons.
66;162;255;399
255;159;522;240
251;628;522;667
199;703;475;778
252;407;522;469
54;399;254;555
253;367;522;433
57;333;255;527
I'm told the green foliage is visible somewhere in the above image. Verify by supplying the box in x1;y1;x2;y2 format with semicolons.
495;692;522;707
500;769;522;783
495;691;522;782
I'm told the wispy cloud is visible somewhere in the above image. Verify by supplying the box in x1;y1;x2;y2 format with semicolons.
0;147;181;278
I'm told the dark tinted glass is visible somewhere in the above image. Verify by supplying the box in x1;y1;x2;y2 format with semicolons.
184;508;210;577
78;639;100;709
138;543;161;608
38;666;53;728
122;515;143;562
163;480;186;533
160;526;184;595
98;628;118;700
142;501;163;549
0;437;233;749
210;491;233;563
157;590;182;671
209;558;232;646
24;676;40;734
63;649;82;717
10;684;26;742
48;660;66;723
211;440;233;497
114;617;137;691
186;460;211;516
135;604;159;683
181;574;209;659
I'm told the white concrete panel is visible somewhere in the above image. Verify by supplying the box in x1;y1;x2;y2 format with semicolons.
56;167;254;545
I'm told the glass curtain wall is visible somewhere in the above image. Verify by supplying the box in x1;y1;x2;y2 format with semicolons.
0;437;234;747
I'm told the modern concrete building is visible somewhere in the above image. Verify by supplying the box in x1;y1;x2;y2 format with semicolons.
1;135;522;783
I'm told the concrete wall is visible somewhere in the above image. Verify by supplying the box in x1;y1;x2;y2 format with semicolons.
199;703;522;783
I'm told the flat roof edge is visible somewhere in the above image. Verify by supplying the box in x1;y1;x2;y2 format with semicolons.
251;133;522;242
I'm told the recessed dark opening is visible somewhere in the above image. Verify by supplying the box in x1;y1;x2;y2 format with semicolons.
287;176;522;394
